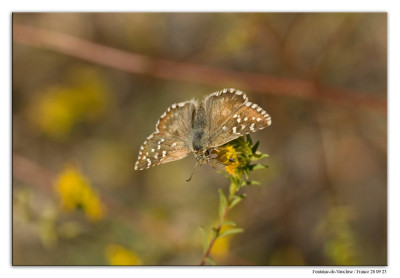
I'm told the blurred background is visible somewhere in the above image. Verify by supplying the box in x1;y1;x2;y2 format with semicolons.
12;13;387;266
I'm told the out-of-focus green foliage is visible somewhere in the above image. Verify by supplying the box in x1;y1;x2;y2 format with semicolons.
315;206;358;265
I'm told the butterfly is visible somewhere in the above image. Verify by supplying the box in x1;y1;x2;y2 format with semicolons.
134;88;271;171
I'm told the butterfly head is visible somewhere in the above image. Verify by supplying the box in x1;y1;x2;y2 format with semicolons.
194;147;231;168
194;148;213;165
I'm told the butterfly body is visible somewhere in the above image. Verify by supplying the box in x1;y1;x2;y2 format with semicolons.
135;88;271;170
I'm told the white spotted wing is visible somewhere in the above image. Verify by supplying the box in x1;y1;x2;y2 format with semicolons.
135;100;197;170
203;88;272;148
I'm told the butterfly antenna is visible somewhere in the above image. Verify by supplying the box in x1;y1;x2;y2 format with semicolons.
186;160;200;182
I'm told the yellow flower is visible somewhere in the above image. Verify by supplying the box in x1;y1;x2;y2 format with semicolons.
105;244;142;266
28;68;109;140
210;224;234;259
211;236;230;258
216;145;239;175
54;164;105;221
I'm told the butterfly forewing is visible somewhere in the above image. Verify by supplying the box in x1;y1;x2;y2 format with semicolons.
202;88;248;141
205;90;271;147
156;100;197;140
135;100;197;170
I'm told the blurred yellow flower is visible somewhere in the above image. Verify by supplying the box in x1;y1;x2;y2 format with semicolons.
210;224;233;259
105;244;142;266
29;68;109;140
211;236;230;258
54;164;105;221
216;145;239;175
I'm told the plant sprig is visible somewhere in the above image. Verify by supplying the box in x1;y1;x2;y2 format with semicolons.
199;135;269;265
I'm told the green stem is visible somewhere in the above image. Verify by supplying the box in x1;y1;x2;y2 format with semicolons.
199;187;238;266
199;204;229;266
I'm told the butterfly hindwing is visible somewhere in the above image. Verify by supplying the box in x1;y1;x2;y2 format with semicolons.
135;133;191;170
135;100;197;170
156;100;197;140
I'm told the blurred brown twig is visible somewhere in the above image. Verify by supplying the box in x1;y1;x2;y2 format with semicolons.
13;24;386;113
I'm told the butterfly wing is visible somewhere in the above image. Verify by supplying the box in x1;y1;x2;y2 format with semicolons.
135;100;197;170
203;88;271;148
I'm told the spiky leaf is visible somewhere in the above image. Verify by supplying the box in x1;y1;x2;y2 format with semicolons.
218;228;244;239
199;226;209;253
204;257;216;266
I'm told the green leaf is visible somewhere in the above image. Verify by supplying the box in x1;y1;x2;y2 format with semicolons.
229;177;241;193
246;134;253;145
218;170;231;178
251;141;260;153
218;189;228;220
211;226;218;238
252;152;269;161
218;228;244;239
241;180;260;186
222;220;237;227
199;226;209;253
229;182;236;196
251;163;268;170
229;194;246;209
256;151;269;157
243;169;249;179
204;257;217;266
